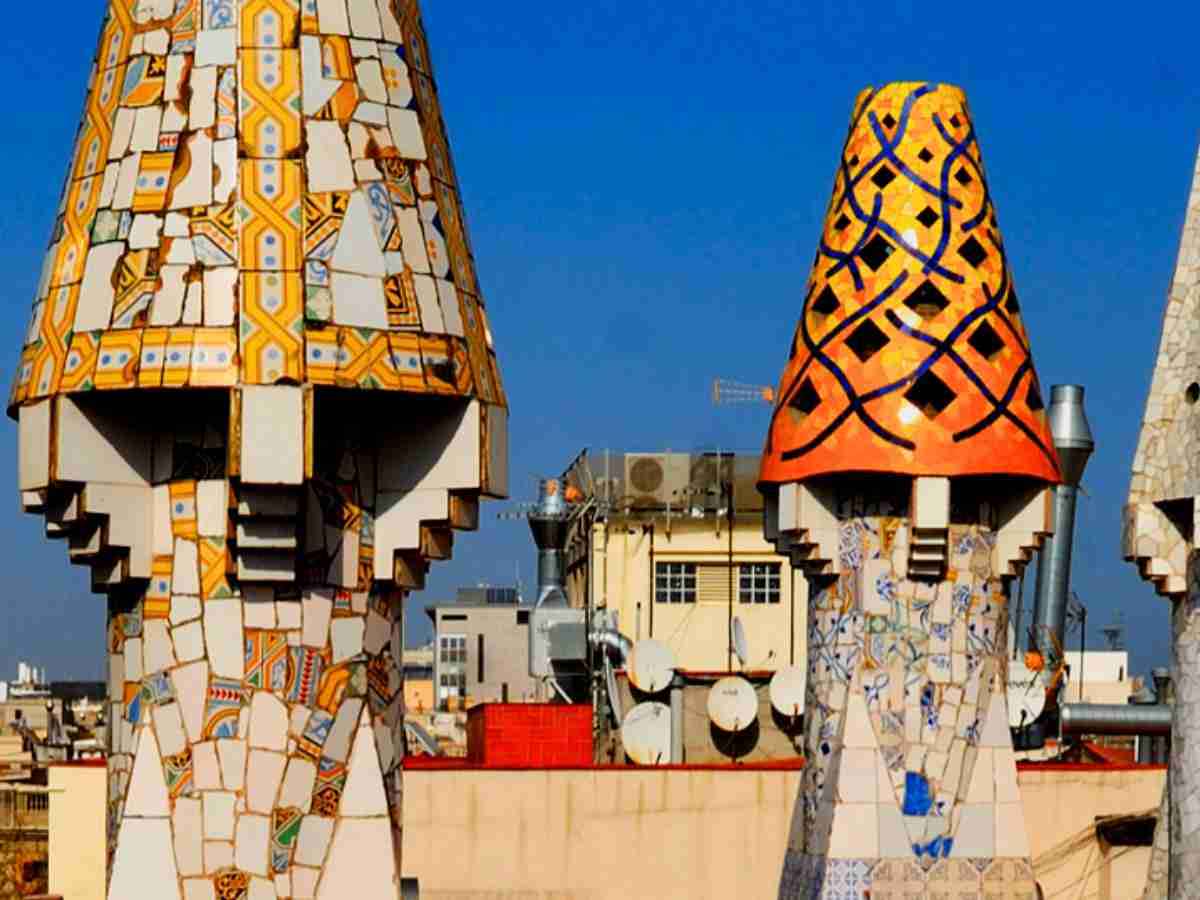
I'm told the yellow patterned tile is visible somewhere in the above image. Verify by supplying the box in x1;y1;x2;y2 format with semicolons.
190;327;239;387
138;328;169;388
240;0;299;48
240;272;303;383
161;327;195;388
239;49;301;158
239;159;303;270
305;327;339;385
93;331;142;390
132;151;176;212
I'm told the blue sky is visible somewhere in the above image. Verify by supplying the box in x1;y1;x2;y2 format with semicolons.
0;1;1194;681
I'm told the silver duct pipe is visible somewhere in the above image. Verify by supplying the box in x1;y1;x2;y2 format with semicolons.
529;479;569;607
591;628;633;662
1031;386;1094;668
1060;703;1171;736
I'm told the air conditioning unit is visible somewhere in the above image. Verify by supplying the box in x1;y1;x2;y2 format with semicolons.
688;453;733;511
624;453;690;509
528;607;586;677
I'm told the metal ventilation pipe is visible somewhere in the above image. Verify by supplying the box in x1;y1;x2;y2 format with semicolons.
1060;703;1171;736
529;479;569;607
1031;386;1095;670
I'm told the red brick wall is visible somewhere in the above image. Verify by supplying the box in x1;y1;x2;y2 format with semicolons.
467;704;593;767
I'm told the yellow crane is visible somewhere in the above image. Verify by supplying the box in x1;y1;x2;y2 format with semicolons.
711;379;775;406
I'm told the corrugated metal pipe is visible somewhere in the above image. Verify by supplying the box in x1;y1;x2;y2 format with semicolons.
1031;386;1094;669
591;628;633;662
530;478;569;607
1059;703;1171;736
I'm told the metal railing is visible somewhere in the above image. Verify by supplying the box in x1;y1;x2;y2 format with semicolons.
0;786;51;831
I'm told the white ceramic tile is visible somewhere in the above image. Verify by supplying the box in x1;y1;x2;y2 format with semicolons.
306;121;355;193
129;211;164;248
203;792;236;841
183;879;216;900
173;797;203;877
302;590;333;647
387;107;427;160
952;803;995;857
279;757;317;814
341;717;387;816
153;702;187;757
242;386;304;486
295;815;336;868
316;0;351;35
994;745;1021;803
330;617;365;663
172;619;206;662
837;748;877;804
110;107;135;160
193;740;222;790
394;206;428;272
109;817;183;900
301;35;341;114
235;814;271;877
130;106;163;153
354;59;387;102
292;867;319;899
323;699;363;764
376;2;403;42
244;593;276;629
995;802;1031;857
315;818;398;899
143;619;176;674
248;877;274;900
332;191;386;277
150;264;187;326
249;691;289;751
246;749;287;813
290;706;313;738
171;131;215;209
214;137;237;203
412;273;442;331
113;152;142;210
197;480;228;537
189;66;217;130
203;268;238;326
126;727;171;816
172;660;209;744
174;538;201;595
204;599;244;679
354;101;387;125
217;739;248;791
347;0;382;37
204;841;234;874
123;639;142;686
75;242;124;331
196;28;236;66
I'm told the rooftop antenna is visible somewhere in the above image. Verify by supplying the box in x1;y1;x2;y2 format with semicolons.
1101;612;1126;652
731;617;749;670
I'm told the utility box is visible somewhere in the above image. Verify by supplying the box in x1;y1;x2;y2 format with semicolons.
528;607;586;677
466;704;592;767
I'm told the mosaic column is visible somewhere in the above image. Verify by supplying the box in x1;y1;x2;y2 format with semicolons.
11;2;508;898
1124;144;1200;900
758;82;1063;899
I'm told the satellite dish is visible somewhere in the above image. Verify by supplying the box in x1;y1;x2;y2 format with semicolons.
731;617;748;668
621;702;672;766
769;666;806;718
707;677;758;732
1008;682;1046;729
628;640;675;694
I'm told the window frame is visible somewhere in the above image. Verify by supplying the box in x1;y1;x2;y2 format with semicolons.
655;562;698;604
738;562;782;605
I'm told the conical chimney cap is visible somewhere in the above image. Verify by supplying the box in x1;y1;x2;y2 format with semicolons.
759;82;1059;487
9;0;505;416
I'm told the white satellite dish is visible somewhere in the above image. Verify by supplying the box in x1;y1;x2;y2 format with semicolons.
731;617;749;668
769;666;806;718
1008;681;1046;729
628;639;675;694
707;677;758;732
621;702;672;766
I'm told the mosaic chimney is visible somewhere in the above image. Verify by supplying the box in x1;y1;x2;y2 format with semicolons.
11;2;507;898
759;82;1060;899
1123;144;1200;899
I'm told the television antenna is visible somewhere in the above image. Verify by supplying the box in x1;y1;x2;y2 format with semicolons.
712;379;775;406
731;617;749;669
1101;612;1126;652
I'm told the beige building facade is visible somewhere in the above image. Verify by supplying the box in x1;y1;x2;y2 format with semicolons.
563;451;806;674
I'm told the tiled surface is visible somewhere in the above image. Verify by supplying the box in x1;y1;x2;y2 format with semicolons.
778;855;1037;900
12;3;512;899
106;477;405;898
758;82;1058;488
777;505;1035;894
9;0;505;412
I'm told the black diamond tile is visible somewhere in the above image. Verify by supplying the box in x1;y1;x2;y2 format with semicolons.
1026;381;1045;412
811;285;840;316
957;236;988;269
833;214;852;232
949;114;962;128
954;167;974;187
882;113;897;129
871;165;897;190
917;147;934;163
905;371;956;419
903;281;950;321
1005;288;1020;314
860;234;894;271
916;206;939;228
967;321;1005;361
848;154;859;167
789;378;821;417
845;319;890;364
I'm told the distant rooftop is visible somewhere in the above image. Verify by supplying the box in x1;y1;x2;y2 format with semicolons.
425;587;527;613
